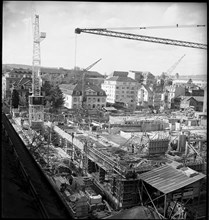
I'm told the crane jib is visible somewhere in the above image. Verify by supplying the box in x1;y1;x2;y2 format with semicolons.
75;28;207;50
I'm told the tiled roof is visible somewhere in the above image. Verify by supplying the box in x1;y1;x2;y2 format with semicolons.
106;76;137;83
11;68;32;74
112;71;128;77
18;77;31;86
138;164;205;194
181;96;204;103
142;84;153;94
153;85;164;93
191;96;204;102
65;70;104;78
59;83;106;96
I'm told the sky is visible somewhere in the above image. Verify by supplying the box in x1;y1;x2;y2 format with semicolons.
3;1;207;76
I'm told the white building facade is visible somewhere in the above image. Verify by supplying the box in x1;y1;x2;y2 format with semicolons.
101;72;138;110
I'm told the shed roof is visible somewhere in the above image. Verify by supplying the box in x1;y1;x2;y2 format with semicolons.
138;164;205;194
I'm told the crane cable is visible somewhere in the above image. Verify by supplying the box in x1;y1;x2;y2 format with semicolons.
74;34;77;70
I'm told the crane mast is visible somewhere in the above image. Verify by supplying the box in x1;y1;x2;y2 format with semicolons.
29;14;46;130
75;28;207;50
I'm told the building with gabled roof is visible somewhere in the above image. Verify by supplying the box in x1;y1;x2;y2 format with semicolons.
101;71;138;110
152;84;164;109
2;68;32;100
137;84;153;107
59;83;106;110
180;96;204;112
163;84;186;109
128;70;156;85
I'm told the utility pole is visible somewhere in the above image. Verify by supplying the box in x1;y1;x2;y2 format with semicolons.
29;14;46;130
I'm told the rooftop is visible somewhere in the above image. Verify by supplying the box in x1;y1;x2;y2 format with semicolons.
138;164;205;194
106;76;137;83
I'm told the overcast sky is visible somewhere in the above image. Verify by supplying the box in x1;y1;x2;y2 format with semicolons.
3;1;207;76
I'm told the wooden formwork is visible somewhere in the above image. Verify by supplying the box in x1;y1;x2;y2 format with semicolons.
115;178;140;209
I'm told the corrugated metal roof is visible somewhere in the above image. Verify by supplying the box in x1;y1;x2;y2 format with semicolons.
138;164;205;194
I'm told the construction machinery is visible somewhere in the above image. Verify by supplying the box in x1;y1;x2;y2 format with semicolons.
29;14;46;130
75;25;207;50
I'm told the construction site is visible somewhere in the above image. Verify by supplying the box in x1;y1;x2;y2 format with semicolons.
2;7;207;220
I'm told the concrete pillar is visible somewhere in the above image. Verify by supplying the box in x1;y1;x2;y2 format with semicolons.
99;167;105;183
198;141;203;152
177;134;186;152
87;159;94;173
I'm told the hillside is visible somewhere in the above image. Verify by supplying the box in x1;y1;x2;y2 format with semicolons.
2;64;206;81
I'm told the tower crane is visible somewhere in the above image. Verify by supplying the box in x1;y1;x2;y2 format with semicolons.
159;54;186;85
29;14;46;130
165;54;186;77
80;58;102;108
75;25;207;50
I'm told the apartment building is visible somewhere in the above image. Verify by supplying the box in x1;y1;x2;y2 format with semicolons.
101;71;138;110
137;84;153;107
2;68;32;100
164;84;186;108
128;71;156;85
59;83;106;110
152;85;164;108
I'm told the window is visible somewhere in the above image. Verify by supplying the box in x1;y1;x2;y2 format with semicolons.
116;86;119;89
73;104;77;108
92;104;95;108
88;97;91;101
100;92;103;95
127;87;129;89
97;98;100;102
74;97;77;102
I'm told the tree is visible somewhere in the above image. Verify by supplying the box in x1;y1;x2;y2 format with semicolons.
187;78;193;84
175;72;179;79
41;82;65;112
11;89;19;108
51;85;65;110
42;81;53;106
